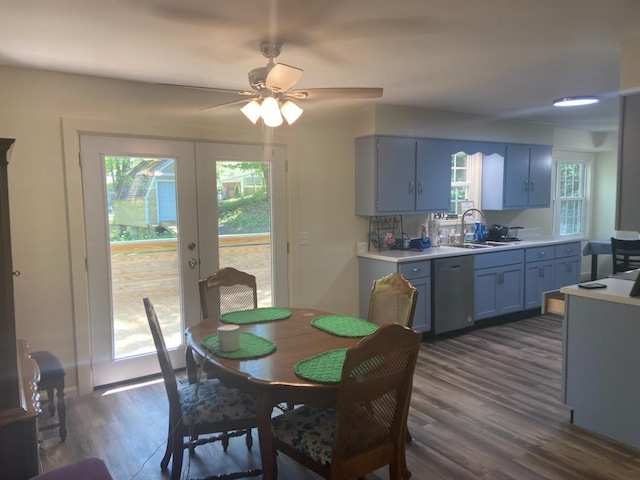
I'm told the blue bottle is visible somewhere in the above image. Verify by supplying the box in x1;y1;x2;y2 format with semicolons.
479;223;486;242
473;221;480;242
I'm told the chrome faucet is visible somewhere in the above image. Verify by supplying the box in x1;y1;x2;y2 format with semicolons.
460;208;487;244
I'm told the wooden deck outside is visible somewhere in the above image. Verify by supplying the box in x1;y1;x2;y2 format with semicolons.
110;235;271;359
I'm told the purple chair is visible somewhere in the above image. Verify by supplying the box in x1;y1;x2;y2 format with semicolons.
30;458;113;480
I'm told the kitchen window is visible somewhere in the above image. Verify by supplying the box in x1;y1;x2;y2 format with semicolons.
450;152;482;215
553;155;592;237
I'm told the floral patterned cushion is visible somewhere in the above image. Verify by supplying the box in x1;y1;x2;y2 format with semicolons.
271;405;336;468
178;380;256;426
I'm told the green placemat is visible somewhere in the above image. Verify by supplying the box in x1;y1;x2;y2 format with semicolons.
311;315;378;337
293;348;347;384
201;331;276;359
219;307;292;325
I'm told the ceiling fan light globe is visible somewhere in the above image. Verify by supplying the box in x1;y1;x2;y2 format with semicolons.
240;100;261;124
281;100;303;125
261;97;283;127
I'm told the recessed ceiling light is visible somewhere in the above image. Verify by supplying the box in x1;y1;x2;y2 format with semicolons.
553;96;599;107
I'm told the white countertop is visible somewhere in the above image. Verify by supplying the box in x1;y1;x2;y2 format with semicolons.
560;274;640;307
357;235;583;263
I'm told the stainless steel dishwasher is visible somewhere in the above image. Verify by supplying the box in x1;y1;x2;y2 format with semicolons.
433;255;475;334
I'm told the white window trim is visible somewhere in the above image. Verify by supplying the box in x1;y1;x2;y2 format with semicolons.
552;151;594;238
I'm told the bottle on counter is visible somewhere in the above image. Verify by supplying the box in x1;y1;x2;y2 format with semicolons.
473;221;481;242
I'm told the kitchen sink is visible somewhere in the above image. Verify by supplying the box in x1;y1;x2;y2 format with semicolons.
448;243;496;249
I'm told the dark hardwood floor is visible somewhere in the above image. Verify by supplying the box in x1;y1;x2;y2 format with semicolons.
38;314;640;479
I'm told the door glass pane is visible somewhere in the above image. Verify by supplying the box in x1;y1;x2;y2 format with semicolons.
106;156;182;358
216;161;272;307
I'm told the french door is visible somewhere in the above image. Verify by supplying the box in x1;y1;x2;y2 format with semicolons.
80;136;287;387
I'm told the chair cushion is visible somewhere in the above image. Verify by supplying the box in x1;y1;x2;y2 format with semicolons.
178;380;256;426
31;351;65;380
271;405;336;468
30;457;113;480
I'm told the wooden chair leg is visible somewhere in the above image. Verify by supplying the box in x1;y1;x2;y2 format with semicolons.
56;384;67;441
160;420;173;471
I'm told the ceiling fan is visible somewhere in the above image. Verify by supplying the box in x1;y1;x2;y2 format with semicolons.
160;41;383;127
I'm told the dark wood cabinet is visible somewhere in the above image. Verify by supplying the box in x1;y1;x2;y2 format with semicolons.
0;138;41;479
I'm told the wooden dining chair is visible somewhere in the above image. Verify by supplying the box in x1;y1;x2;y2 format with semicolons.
271;323;421;480
187;267;258;382
200;267;258;318
143;297;261;480
610;237;640;274
367;273;418;328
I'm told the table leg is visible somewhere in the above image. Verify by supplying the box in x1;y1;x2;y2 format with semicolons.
256;392;276;480
591;254;598;281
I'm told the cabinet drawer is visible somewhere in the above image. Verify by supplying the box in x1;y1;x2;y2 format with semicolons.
555;241;581;258
525;246;555;262
399;260;431;279
474;249;524;270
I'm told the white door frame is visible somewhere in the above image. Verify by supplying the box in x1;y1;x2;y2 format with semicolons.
62;119;291;394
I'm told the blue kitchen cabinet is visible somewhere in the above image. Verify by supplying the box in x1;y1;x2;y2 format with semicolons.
355;136;498;215
524;246;556;309
553;247;579;288
415;139;453;212
554;242;581;288
482;143;552;210
355;135;416;215
474;250;524;320
358;257;432;333
399;261;432;332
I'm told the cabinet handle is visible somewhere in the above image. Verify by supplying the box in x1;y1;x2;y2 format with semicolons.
409;182;414;194
539;269;544;278
411;268;420;273
12;270;20;277
539;251;545;257
530;180;535;192
417;182;423;195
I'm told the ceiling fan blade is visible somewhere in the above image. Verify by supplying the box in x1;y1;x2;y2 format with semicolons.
266;64;303;93
287;87;383;100
156;83;255;97
200;98;255;112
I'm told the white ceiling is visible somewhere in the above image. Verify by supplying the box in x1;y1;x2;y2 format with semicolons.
2;0;640;132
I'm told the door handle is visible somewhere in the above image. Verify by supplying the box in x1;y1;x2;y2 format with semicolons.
188;258;198;269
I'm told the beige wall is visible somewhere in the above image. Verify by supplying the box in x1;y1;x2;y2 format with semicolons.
0;65;619;394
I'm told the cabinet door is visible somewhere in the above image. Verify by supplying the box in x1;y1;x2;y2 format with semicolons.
525;261;555;309
555;257;581;289
617;94;640;231
528;146;552;207
503;144;530;208
409;276;431;333
474;267;500;320
499;264;524;314
415;139;452;212
377;136;416;213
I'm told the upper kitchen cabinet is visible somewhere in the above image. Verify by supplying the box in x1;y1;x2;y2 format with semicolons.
355;135;417;215
355;135;503;216
616;94;640;231
356;135;450;215
481;144;552;210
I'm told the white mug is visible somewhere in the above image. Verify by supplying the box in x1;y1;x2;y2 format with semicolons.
218;324;240;352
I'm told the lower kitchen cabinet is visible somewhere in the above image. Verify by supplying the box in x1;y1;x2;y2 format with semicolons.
358;257;432;333
524;245;556;309
474;250;524;320
554;242;582;289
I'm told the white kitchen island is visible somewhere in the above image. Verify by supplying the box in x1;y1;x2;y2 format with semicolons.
560;273;640;449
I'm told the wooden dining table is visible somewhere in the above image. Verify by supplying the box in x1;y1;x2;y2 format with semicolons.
185;307;364;480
